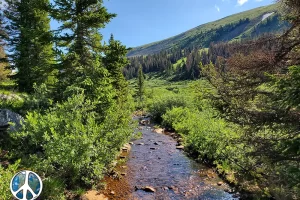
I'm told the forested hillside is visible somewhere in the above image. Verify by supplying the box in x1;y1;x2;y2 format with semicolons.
124;4;292;80
127;3;288;57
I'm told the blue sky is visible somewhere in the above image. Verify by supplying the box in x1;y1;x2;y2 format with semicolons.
51;0;275;48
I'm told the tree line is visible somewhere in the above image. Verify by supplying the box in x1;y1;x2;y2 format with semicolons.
124;34;281;81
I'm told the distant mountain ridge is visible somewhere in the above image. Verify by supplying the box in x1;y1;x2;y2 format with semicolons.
127;4;288;57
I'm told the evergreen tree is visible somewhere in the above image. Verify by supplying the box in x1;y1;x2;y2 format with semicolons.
4;0;55;93
103;34;129;104
51;0;115;103
137;66;145;103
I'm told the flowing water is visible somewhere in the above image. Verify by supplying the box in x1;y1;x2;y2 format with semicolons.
100;117;239;200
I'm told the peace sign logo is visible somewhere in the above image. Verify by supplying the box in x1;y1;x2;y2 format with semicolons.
10;170;43;200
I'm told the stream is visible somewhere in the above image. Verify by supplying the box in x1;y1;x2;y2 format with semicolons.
98;117;239;200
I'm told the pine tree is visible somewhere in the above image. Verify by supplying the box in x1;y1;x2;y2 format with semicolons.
51;0;115;100
4;0;55;93
137;66;145;102
103;34;129;103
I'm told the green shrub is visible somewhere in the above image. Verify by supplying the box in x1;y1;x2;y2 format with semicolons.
39;176;66;200
162;107;242;169
0;160;20;199
11;93;132;189
0;96;24;113
147;94;190;123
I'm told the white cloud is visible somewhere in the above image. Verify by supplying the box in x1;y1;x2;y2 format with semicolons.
237;0;248;6
215;5;220;12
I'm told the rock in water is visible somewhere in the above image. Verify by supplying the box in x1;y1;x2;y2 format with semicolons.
0;109;24;132
143;186;156;192
176;146;184;150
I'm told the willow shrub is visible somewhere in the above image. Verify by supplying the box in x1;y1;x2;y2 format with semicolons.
147;94;190;123
11;93;132;189
162;107;243;174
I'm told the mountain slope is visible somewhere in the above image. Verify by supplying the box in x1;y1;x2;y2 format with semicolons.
127;4;288;57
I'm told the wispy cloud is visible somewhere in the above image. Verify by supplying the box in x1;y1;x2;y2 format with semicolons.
237;0;248;6
215;5;220;12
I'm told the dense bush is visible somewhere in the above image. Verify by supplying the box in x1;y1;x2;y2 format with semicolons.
162;107;241;168
10;93;132;189
0;160;20;199
147;94;190;123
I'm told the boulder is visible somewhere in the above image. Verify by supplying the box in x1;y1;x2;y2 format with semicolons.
0;109;24;132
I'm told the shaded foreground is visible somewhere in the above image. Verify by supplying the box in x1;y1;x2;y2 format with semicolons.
94;117;239;200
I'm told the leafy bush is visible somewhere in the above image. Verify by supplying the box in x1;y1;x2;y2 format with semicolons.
147;94;190;123
0;160;20;199
0;95;25;113
11;93;132;188
162;107;241;162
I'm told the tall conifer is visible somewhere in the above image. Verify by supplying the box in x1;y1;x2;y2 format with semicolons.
103;34;129;103
4;0;54;93
51;0;127;119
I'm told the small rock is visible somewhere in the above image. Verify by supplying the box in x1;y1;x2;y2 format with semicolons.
229;189;235;194
143;186;156;193
158;157;161;159
154;142;159;145
110;191;115;195
217;182;223;186
137;143;144;145
150;147;156;150
120;156;126;159
121;166;127;169
121;173;127;176
129;142;133;145
122;148;128;152
163;187;169;190
176;146;184;150
233;193;240;198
